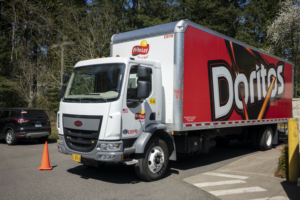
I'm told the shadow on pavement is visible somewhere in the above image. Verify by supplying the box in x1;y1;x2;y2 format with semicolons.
67;163;141;184
280;180;300;199
0;138;57;146
67;141;265;184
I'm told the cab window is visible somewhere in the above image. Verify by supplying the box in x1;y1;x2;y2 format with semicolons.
127;65;152;107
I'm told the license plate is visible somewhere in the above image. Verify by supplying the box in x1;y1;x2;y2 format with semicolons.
72;154;81;162
35;123;42;127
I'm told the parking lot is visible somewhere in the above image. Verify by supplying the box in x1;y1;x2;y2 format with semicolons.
0;139;266;200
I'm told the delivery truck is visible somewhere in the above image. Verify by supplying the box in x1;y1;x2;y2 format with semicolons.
57;20;293;181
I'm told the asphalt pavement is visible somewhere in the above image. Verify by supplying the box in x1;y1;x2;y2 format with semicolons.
184;145;300;200
0;139;297;200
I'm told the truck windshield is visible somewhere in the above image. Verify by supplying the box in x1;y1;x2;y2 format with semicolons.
64;63;125;102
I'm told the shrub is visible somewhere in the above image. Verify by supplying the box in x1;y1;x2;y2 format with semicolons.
274;145;288;179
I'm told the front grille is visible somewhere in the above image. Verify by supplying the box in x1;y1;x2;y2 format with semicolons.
64;128;99;152
63;114;102;153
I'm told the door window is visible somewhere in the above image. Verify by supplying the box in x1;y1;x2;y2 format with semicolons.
127;65;152;107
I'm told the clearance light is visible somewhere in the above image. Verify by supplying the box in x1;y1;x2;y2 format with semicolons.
91;57;94;59
101;56;105;58
79;60;82;61
96;56;99;58
116;55;120;57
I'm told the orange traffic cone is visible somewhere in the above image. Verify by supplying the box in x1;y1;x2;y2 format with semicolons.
39;141;53;170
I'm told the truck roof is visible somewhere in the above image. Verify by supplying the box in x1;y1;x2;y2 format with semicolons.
111;20;293;66
74;57;161;69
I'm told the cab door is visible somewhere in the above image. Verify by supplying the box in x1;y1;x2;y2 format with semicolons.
121;63;157;138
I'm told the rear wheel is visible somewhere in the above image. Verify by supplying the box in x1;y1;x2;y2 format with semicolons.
258;126;273;151
135;137;169;181
6;129;17;145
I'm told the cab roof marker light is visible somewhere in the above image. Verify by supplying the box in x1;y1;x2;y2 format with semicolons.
101;56;105;58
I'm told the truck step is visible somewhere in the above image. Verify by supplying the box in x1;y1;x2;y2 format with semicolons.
123;159;138;165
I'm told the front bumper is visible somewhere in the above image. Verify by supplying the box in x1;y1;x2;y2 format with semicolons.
57;143;123;162
57;134;127;162
15;130;51;139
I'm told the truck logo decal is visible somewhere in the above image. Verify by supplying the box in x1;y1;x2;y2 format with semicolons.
74;121;83;127
208;40;285;121
135;110;146;121
132;40;149;56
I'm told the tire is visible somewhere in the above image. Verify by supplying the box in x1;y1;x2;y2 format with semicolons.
38;136;48;143
135;137;169;181
6;129;17;145
257;126;273;151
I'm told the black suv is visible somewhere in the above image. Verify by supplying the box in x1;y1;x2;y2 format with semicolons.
0;108;51;145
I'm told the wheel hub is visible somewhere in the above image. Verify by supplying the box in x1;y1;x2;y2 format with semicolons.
6;132;12;143
148;146;164;173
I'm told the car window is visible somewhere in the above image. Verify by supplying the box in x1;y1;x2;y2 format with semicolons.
21;110;47;119
0;111;10;119
11;111;19;118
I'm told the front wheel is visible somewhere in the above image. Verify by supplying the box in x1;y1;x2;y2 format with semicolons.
135;137;169;181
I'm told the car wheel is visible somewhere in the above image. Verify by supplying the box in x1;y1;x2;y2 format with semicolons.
134;137;169;181
6;129;17;145
258;126;273;151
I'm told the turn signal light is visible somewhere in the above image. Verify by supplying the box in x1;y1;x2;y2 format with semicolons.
14;118;30;123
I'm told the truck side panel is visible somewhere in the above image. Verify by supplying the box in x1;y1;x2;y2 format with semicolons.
183;26;293;127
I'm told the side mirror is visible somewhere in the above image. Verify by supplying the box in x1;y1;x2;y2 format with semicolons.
138;66;151;79
137;81;150;99
62;73;69;84
61;85;67;99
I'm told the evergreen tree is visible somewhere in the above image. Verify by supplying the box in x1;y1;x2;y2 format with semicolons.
236;0;281;49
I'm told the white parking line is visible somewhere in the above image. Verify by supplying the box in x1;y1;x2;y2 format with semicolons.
203;172;249;179
209;186;267;196
249;197;289;200
194;180;246;188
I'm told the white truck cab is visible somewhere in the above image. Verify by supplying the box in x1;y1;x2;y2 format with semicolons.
57;57;171;181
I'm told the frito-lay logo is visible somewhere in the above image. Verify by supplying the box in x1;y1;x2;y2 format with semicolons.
208;40;285;121
135;110;146;120
74;121;82;127
132;40;149;56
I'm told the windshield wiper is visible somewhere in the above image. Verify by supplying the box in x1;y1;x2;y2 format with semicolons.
80;98;107;102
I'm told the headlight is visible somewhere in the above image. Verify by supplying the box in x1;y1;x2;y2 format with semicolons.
97;143;121;151
107;143;121;151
